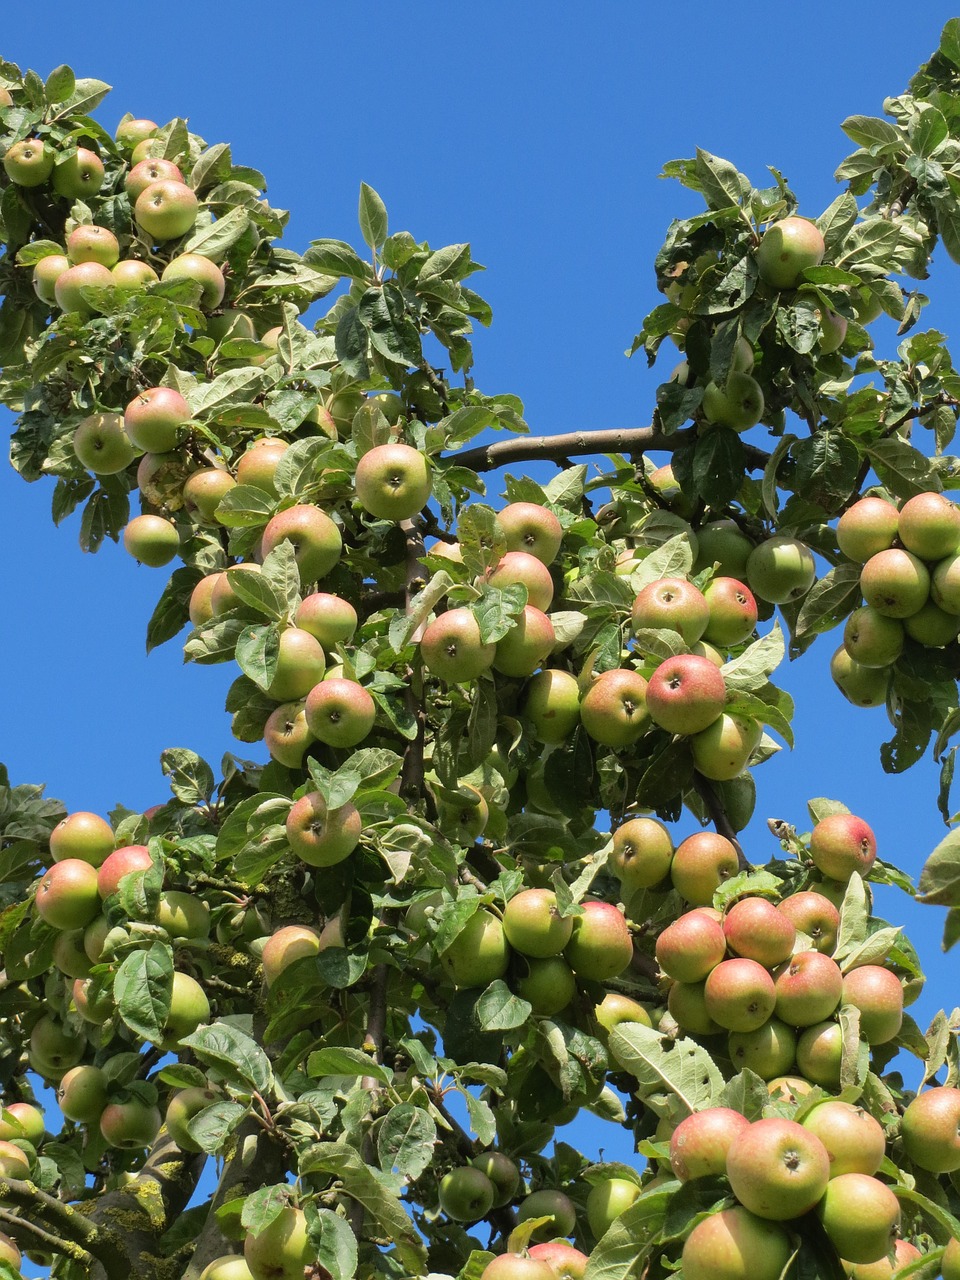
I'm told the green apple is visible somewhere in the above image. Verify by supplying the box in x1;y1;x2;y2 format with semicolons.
693;519;753;577
295;592;358;648
285;790;362;866
493;606;556;678
440;910;510;988
125;158;183;200
836;496;899;563
58;1063;108;1122
817;1173;900;1265
701;372;764;431
498;501;564;564
260;503;343;584
74;413;136;475
3;137;54;186
727;1018;797;1079
830;646;890;707
55;261;114;314
244;1204;313;1280
859;548;930;618
800;1100;886;1178
66;224;120;267
123;515;180;567
355;442;431;520
670;831;740;905
586;1176;640;1238
523;668;581;743
842;606;904;668
897;489;960;561
33;252;70;305
756;215;825;288
746;536;816;604
610;816;673;890
134;179;199;240
690;713;762;781
439;1166;495;1221
162;253;226;309
50;810;115;866
53;146;105;198
900;1085;960;1172
421;607;496;682
564;900;633;981
502;888;573;957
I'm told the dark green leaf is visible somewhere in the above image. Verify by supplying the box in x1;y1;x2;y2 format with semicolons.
114;942;173;1042
358;182;388;250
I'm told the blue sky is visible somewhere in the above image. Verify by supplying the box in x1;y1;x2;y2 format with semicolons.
5;1;960;1234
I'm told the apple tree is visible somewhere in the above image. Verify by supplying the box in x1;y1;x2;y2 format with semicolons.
3;22;960;1280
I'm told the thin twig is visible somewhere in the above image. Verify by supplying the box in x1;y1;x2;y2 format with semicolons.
693;774;750;870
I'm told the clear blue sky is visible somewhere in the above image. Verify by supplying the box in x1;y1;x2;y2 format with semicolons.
4;0;960;1215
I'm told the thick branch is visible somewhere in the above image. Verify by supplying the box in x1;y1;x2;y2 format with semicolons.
0;1204;101;1275
693;774;749;871
449;425;771;474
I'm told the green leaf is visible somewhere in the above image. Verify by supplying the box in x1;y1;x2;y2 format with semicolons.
721;624;786;691
183;206;251;260
866;439;941;499
241;1184;292;1235
160;747;215;805
389;570;453;653
59;76;111;115
179;1023;274;1094
632;534;695;590
358;284;422;366
306;1206;359;1280
114;942;173;1043
307;1046;391;1082
44;64;76;103
475;584;528;645
358;182;388;250
609;1022;724;1117
236;622;281;691
186;1100;247;1155
475;979;532;1031
694;148;748;210
918;826;960;905
213;484;277;528
377;1102;437;1180
146;567;200;653
305;238;372;280
840;115;902;150
692;427;745;508
794;562;862;642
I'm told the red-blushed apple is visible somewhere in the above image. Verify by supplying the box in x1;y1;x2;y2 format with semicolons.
66;224;120;268
746;535;816;603
523;668;581;743
441;910;510;988
691;712;762;781
898;489;960;561
436;783;489;843
943;1237;960;1280
809;811;877;881
900;1085;960;1172
795;1019;843;1088
487;550;555;611
53;146;104;198
645;652;726;735
527;1241;588;1280
263;700;314;768
73;976;114;1024
840;964;903;1044
260;503;343;584
497;502;564;564
817;1172;900;1264
836;495;900;563
134;179;199;240
29;1014;85;1075
777;890;840;953
183;467;236;522
36;858;101;930
502;888;573;957
0;1234;20;1273
115;117;158;148
124;386;192;453
480;1256;555;1280
800;1099;886;1178
355;442;431;520
33;252;70;305
3;137;54;186
704;957;777;1032
295;592;358;648
842;605;904;668
73;412;136;475
0;1102;44;1145
261;925;322;986
304;676;376;747
860;547;930;618
211;564;262;616
421;607;496;682
162;253;226;309
773;949;843;1025
236;438;289;491
655;910;726;983
0;1140;30;1180
610;816;673;890
722;896;795;967
681;1204;793;1280
844;1239;922;1280
767;1074;814;1104
701;577;758;647
285;790;362;867
728;1017;797;1079
123;514;180;567
726;1116;830;1220
631;576;709;643
756;215;825;288
670;830;740;905
564;900;633;981
670;1106;751;1180
493;606;556;677
579;667;649;747
264;627;326;702
50;810;115;866
97;844;152;898
189;572;222;626
125;157;183;200
55;260;113;314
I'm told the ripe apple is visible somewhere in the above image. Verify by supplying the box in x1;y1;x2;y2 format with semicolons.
746;535;816;603
756;215;825;288
156;890;211;939
517;955;577;1015
481;1256;555;1280
72;976;113;1024
795;1019;843;1088
286;790;362;867
580;667;649;747
237;441;289;495
842;606;904;668
421;608;496;682
58;1063;108;1123
723;896;796;967
439;1165;495;1221
189;573;222;626
162;971;210;1048
898;489;960;561
645;653;726;736
124;514;180;567
523;668;581;743
931;551;960;614
487;550;555;611
681;1205;792;1280
527;1242;588;1280
440;910;510;987
3;137;54;186
261;925;321;986
586;1176;639;1238
840;965;903;1043
502;888;573;957
726;1117;830;1220
304;677;376;747
66;224;120;268
53;146;105;198
74;412;136;475
817;1173;900;1265
162;253;226;309
124;386;192;453
610;816;673;890
295;592;358;648
655;910;726;983
670;1107;751;1180
33;252;70;305
260;504;343;584
691;713;762;781
493;606;556;677
125;157;184;200
632;577;709;643
728;1017;797;1079
860;548;930;618
355;442;431;521
776;890;839;953
55;260;114;314
670;831;740;905
165;1086;220;1152
693;519;754;577
773;949;843;1025
36;858;101;929
901;1085;960;1172
810;812;877;881
50;810;115;866
701;577;757;648
471;1151;520;1208
845;1239;921;1280
800;1100;886;1178
704;958;777;1032
564;900;633;981
498;502;564;564
95;844;152;898
0;1102;44;1145
836;496;900;563
135;178;200;240
244;1204;313;1280
701;372;764;431
0;1140;30;1180
263;700;314;768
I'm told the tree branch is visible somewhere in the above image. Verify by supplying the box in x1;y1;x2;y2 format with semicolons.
0;1205;102;1276
693;774;750;871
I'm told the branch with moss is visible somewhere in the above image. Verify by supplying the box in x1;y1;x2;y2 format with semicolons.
0;1205;101;1275
0;1176;122;1278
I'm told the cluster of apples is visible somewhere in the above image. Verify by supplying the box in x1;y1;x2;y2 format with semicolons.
833;489;960;706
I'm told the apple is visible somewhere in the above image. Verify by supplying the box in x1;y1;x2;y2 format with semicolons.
795;1020;843;1089
944;1238;960;1280
52;928;93;977
295;592;358;648
3;137;54;186
263;700;314;768
481;1256;555;1280
723;896;795;967
691;713;762;781
0;1102;44;1145
860;548;930;618
681;1205;793;1280
55;260;114;314
704;958;777;1032
73;412;136;475
36;858;101;929
842;606;904;668
645;653;726;735
756;215;825;288
728;1017;797;1079
162;971;210;1048
137;450;194;509
527;1242;588;1280
773;950;843;1025
836;496;900;563
655;910;726;983
579;667;649;747
493;606;556;677
285;790;362;866
610;816;673;890
33;252;70;305
726;1117;830;1220
165;1086;220;1153
125;157;184;200
440;910;510;987
135;179;199;240
807;297;848;352
800;1100;886;1178
901;1085;960;1172
97;844;152;897
831;646;891;707
844;1240;921;1280
670;1107;751;1180
124;386;192;453
767;1075;813;1104
898;489;960;561
156;890;211;939
304;677;376;747
517;1189;577;1241
355;442;431;520
903;598;960;646
776;890;839;953
439;1165;495;1221
931;551;960;613
124;514;180;567
502;888;573;957
0;1234;20;1273
206;308;258;344
66;224;120;267
244;1204;313;1280
564;900;633;980
53;146;104;198
436;783;489;842
162;253;226;308
260;504;343;584
115;117;158;148
632;577;709;644
0;1140;30;1180
50;810;115;866
670;831;740;905
746;536;816;604
83;916;112;963
498;502;564;564
701;577;758;648
648;462;695;516
701;372;765;431
421;608;496;682
693;519;753;577
523;668;581;743
263;627;326;702
471;1151;520;1208
58;1063;108;1123
809;812;877;881
817;1173;900;1265
586;1176;639;1238
840;964;903;1043
594;992;654;1041
487;550;555;612
667;979;722;1035
200;1259;254;1280
210;564;263;616
261;925;321;986
72;977;114;1024
189;573;223;626
516;955;577;1015
183;467;236;522
29;1015;85;1074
